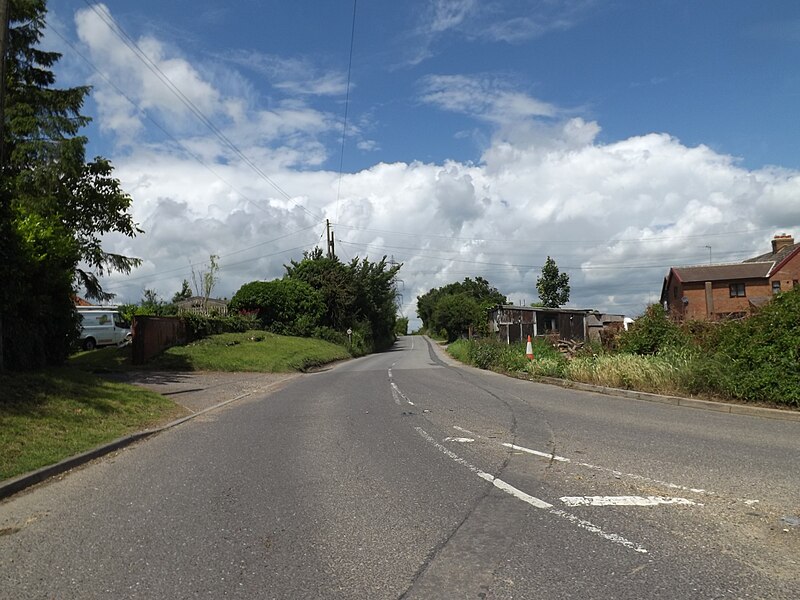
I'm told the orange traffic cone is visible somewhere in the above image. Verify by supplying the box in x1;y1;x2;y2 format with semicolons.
526;335;534;360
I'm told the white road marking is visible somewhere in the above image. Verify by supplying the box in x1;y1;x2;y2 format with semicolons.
561;496;701;507
548;509;648;554
416;427;648;554
391;382;414;406
461;426;712;497
444;437;475;443
503;442;570;462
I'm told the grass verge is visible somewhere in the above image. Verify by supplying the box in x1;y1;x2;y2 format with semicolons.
149;331;351;372
4;331;351;482
0;368;186;481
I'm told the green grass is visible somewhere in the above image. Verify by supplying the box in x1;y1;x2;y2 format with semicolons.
0;368;186;481
149;330;351;372
2;331;352;482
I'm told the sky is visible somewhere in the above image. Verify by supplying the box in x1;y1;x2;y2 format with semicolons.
44;0;800;327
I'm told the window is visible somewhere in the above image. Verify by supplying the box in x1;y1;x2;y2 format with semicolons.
794;280;799;289
729;283;746;298
772;281;781;294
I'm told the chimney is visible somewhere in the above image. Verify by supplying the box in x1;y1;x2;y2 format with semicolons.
772;234;794;254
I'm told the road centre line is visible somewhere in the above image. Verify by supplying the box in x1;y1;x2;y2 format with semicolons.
444;437;475;443
416;427;648;554
456;426;710;497
391;382;414;406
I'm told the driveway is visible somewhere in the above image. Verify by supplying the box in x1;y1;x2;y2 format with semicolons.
111;370;299;413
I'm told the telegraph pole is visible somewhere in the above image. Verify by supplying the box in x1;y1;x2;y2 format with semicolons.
326;219;336;259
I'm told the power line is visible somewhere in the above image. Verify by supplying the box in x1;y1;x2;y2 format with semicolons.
80;1;322;222
335;0;358;223
49;24;283;218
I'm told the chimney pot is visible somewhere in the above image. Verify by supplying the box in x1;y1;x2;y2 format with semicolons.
772;233;795;254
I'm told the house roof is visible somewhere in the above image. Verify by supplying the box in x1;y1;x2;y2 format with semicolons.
743;241;800;265
671;262;773;284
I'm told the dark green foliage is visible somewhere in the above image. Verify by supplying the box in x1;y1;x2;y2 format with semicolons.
432;294;482;342
536;256;570;308
448;337;558;373
395;317;409;336
705;288;800;405
229;279;324;334
1;0;141;370
181;312;257;340
284;248;401;352
417;277;506;339
619;304;688;355
171;280;193;303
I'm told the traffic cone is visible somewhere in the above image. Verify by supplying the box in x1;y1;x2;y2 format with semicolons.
526;335;534;360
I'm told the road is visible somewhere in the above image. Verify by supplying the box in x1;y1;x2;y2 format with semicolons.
1;336;799;598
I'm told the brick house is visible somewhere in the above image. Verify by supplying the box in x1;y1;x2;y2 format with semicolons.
660;234;800;320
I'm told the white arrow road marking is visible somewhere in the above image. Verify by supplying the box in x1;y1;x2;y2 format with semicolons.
416;427;648;554
561;496;701;507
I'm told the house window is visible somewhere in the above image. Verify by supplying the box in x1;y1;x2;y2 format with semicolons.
729;283;746;298
794;280;799;289
673;286;678;299
772;281;781;294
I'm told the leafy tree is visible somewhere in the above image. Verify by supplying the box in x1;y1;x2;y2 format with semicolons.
172;279;193;303
191;254;220;303
536;256;570;308
0;0;142;369
417;276;506;334
229;279;324;334
395;317;409;336
432;294;482;342
284;248;401;350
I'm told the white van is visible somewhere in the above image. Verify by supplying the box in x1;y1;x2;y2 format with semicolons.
77;306;132;350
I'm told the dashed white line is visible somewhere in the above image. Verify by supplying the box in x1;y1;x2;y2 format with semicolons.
444;437;475;443
390;382;414;406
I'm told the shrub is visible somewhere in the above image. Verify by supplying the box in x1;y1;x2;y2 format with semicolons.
618;304;689;355
706;288;800;405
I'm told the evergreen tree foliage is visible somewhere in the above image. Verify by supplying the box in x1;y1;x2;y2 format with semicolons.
536;256;570;308
0;0;141;369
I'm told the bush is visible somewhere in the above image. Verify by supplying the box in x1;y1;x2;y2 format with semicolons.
182;312;258;340
618;304;689;355
706;288;800;405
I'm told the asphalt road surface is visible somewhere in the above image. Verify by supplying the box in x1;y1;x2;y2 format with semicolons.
1;336;799;599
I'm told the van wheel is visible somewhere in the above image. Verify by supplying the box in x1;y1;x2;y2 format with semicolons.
82;337;96;351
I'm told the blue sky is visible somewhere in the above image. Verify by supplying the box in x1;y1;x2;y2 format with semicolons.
46;1;800;323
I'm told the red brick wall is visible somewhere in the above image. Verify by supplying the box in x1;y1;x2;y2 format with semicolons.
769;251;800;292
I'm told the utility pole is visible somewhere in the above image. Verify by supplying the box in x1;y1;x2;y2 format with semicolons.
326;219;336;259
0;0;10;371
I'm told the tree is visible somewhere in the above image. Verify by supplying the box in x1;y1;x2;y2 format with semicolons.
0;0;142;369
536;256;570;308
284;247;401;350
172;279;193;303
229;279;325;334
416;276;506;334
432;294;482;342
191;254;220;307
